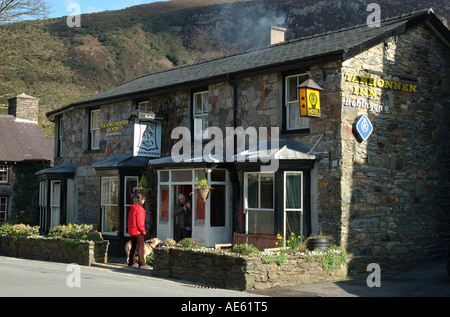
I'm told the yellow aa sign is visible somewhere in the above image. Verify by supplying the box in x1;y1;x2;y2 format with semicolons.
300;88;321;118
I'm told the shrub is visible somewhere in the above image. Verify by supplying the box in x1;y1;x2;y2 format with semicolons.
0;222;13;235
10;224;40;236
232;244;261;256
178;238;202;249
48;223;103;241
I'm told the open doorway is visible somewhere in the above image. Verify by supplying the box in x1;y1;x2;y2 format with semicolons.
173;185;192;241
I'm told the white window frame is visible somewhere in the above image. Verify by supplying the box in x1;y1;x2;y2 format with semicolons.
283;171;304;242
39;181;48;230
50;180;61;229
90;109;101;150
243;172;275;234
138;101;151;112
124;176;139;237
193;91;209;140
0;165;9;184
285;73;310;130
101;176;119;236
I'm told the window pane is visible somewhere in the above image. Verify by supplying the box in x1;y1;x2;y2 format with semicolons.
246;173;258;209
210;185;225;227
194;93;203;115
159;171;169;182
286;173;302;209
286;76;298;102
248;209;274;234
110;178;119;205
125;177;138;205
260;174;273;209
160;186;169;224
172;170;192;182
211;170;226;182
102;206;119;233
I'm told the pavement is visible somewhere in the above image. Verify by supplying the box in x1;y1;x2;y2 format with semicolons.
95;255;450;297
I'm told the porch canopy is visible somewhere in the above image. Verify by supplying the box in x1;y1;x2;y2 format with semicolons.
92;154;147;170
148;138;319;168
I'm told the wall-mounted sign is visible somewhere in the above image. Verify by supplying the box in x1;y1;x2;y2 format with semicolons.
353;114;373;142
298;78;323;118
343;73;417;99
133;118;162;158
101;120;129;136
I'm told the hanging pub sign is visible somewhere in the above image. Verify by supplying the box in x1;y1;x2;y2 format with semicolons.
133;117;162;158
298;78;324;118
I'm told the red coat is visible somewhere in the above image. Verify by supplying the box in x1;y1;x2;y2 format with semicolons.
128;204;146;236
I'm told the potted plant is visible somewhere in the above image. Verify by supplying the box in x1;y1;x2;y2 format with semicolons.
306;230;333;251
195;175;212;202
133;175;149;197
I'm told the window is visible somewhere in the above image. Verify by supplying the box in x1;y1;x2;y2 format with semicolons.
244;173;274;234
284;172;305;240
101;176;119;235
0;166;9;183
285;74;310;131
124;176;139;236
159;185;169;224
39;181;48;230
138;101;151;112
0;197;8;222
50;181;61;229
193;91;209;140
90;109;101;150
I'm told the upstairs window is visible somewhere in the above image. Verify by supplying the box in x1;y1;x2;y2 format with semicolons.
193;91;209;140
138;101;151;112
285;74;310;131
0;166;9;184
90;109;101;150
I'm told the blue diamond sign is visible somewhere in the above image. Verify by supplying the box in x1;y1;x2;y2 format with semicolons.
353;114;373;142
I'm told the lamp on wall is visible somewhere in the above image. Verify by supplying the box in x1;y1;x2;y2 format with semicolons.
298;78;323;118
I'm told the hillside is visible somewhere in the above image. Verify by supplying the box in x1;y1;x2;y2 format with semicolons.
0;0;449;137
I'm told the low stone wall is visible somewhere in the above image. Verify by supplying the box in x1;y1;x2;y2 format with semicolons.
0;235;109;266
152;248;347;291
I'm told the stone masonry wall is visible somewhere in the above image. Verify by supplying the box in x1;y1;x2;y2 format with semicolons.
339;24;450;273
153;248;347;291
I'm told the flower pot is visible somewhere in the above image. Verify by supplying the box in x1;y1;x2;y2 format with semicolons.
196;187;210;202
307;238;329;251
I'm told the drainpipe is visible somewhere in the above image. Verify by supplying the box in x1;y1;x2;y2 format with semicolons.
227;74;239;234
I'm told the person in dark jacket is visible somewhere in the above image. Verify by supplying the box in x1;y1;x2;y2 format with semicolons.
127;193;147;267
174;193;192;239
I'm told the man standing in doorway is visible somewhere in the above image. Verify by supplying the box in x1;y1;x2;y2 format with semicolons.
174;193;192;239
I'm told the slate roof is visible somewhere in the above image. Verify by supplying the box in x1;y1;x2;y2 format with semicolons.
0;115;54;162
47;8;450;119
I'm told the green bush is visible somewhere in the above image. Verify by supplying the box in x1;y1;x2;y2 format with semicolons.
232;244;261;256
48;223;103;241
10;224;40;236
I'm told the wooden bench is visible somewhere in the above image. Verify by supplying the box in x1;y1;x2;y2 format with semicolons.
215;233;278;251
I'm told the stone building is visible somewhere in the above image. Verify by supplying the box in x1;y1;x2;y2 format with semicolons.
40;9;449;272
0;94;53;223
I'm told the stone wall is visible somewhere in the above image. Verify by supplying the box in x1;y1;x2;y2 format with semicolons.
153;248;347;291
338;24;450;273
0;235;109;266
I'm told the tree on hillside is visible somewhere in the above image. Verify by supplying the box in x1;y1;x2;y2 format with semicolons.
0;0;49;24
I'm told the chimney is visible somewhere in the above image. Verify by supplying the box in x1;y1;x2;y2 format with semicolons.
270;25;287;45
8;93;39;123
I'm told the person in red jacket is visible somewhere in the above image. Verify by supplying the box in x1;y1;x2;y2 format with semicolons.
127;193;147;267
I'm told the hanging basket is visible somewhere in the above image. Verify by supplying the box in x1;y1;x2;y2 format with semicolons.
196;187;211;202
